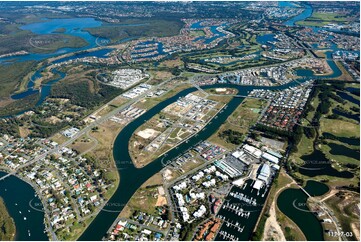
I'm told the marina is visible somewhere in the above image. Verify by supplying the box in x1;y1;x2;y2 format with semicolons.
215;179;271;241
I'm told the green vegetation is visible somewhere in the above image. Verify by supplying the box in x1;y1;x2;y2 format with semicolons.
209;97;265;149
309;12;348;22
0;197;16;241
50;79;122;109
284;226;296;240
189;30;205;37
296;20;331;27
287;80;360;181
218;129;244;145
28;34;88;54
0;60;37;99
296;11;349;27
0;93;39;117
84;19;184;43
0;23;87;55
52;28;66;33
251;213;269;240
0;118;20;137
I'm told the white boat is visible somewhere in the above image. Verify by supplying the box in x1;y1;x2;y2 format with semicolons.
19;211;22;214
24;217;27;220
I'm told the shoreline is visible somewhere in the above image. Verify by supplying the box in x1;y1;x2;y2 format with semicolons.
0;196;16;241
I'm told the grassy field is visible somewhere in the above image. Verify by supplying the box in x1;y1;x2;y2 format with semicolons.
290;83;359;186
296;20;331;27
119;172;164;218
0;197;16;241
296;11;349;28
69;134;96;155
87;119;125;169
189;30;206;37
309;12;348;22
208;97;266;150
321;118;359;138
50;133;69;145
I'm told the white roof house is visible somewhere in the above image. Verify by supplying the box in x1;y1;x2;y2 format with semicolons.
262;152;279;164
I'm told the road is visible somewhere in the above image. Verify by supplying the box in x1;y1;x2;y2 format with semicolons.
0;75;178;181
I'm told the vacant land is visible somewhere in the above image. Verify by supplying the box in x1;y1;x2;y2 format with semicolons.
325;191;360;241
119;172;164;218
209;97;266;150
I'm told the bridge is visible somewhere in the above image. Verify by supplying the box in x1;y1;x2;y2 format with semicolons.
0;172;13;181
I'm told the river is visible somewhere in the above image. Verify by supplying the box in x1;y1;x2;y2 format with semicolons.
0;8;353;241
78;74;325;240
1;47;345;242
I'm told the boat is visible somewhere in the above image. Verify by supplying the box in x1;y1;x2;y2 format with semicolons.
24;217;27;220
28;230;31;237
19;211;22;214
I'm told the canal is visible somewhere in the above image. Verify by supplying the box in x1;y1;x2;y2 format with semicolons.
0;6;354;240
1;55;345;240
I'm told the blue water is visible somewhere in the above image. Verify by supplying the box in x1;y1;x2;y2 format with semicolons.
278;1;299;8
132;41;166;59
0;18;107;63
283;3;313;27
53;48;113;64
256;33;277;45
0;171;47;240
190;22;226;44
296;57;342;79
9;48;113;106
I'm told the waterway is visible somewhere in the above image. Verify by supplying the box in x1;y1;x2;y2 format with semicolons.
322;132;360;146
0;171;47;241
1;52;346;240
299;148;353;178
0;18;106;64
282;2;313;27
6;48;113;115
79;79;312;240
0;7;356;241
333;109;360;122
